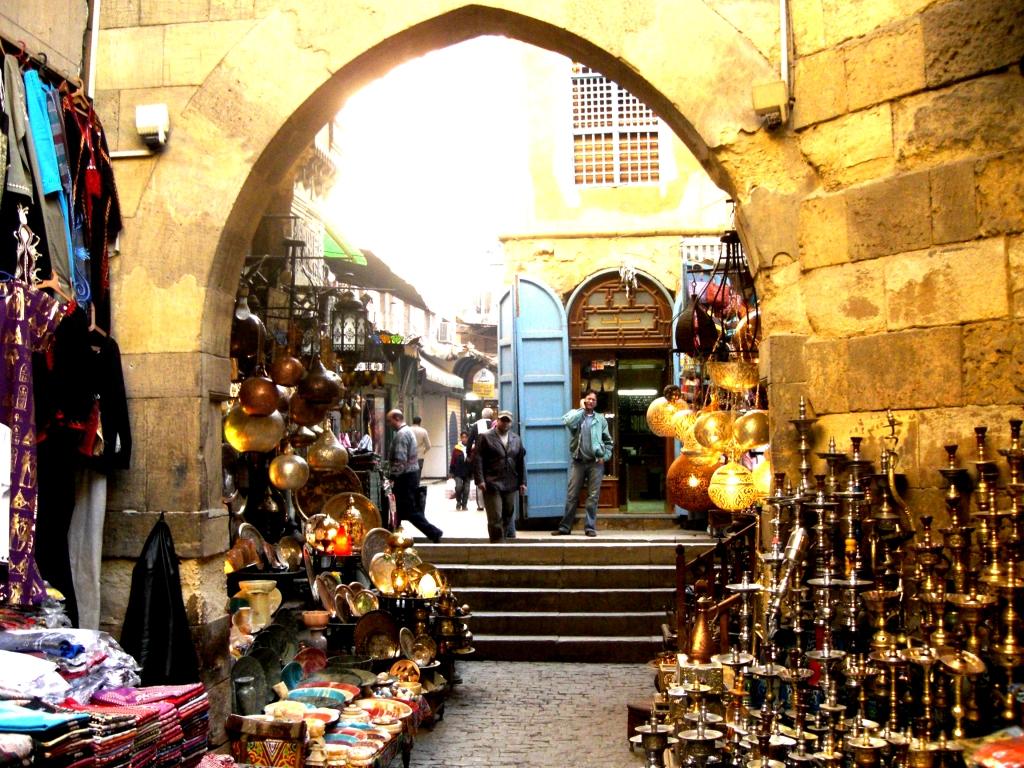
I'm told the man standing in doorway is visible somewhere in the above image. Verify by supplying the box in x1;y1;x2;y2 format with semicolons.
473;410;527;543
387;409;443;543
553;390;613;537
410;416;431;476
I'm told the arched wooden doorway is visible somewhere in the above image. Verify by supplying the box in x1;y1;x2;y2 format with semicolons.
565;270;674;512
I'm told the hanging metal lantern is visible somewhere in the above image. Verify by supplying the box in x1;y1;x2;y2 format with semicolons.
666;452;719;512
708;460;759;512
693;409;736;453
331;291;368;369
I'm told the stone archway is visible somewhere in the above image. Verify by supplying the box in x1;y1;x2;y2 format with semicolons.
107;0;806;522
99;2;816;711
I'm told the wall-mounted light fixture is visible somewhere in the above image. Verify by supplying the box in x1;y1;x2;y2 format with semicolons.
111;103;171;158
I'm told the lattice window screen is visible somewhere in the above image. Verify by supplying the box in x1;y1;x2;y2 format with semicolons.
571;63;660;186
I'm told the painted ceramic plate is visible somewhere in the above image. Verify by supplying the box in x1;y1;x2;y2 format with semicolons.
297;681;361;699
286;685;356;708
259;622;297;662
247;645;282;689
353;697;414;722
294;646;328;675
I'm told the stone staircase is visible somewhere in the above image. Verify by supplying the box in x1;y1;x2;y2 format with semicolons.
415;535;714;663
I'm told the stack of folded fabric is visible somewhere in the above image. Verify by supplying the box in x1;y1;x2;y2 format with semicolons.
90;683;208;767
77;710;135;768
0;702;93;767
62;701;161;768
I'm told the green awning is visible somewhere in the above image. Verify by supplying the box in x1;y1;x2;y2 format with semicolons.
324;231;366;265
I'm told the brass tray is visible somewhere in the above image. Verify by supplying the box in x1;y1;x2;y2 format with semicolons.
361;527;391;569
353;610;400;661
321;492;382;533
296;468;363;519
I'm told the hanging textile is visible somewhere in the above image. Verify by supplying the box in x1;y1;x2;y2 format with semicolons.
13;64;70;292
62;94;121;331
120;515;200;686
0;280;66;606
2;53;32;202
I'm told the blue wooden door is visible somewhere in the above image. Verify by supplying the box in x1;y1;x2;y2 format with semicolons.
498;276;571;519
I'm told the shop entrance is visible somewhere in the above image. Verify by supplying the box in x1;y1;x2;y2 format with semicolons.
573;354;673;511
566;271;675;513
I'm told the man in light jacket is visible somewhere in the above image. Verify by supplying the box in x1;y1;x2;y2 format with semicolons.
553;390;613;537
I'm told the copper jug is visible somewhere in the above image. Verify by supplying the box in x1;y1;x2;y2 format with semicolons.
687;594;719;664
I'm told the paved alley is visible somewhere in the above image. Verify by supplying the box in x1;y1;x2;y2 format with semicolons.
411;660;653;767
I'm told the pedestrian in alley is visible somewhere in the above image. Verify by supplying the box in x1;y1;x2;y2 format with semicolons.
410;415;431;476
386;409;443;543
448;430;472;510
553;390;613;537
473;410;527;543
466;407;493;511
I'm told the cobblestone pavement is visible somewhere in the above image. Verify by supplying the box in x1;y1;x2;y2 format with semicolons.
411;660;652;767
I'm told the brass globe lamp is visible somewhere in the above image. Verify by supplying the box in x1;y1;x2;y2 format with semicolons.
692;409;736;453
666;452;720;513
268;447;310;490
708;460;759;512
223;404;285;454
645;397;678;437
733;410;770;451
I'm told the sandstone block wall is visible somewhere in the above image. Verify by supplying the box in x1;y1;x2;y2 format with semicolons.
8;0;1020;735
764;0;1023;526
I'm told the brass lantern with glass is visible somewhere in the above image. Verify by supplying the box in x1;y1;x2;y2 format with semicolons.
331;291;368;370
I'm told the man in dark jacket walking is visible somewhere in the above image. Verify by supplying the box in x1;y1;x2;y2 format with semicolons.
473;410;527;543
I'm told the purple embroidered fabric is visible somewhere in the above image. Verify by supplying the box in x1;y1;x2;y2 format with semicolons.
0;281;65;605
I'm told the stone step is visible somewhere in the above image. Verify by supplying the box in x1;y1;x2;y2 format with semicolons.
470;634;663;663
440;563;675;589
417;539;711;567
470;610;665;637
457;586;675;613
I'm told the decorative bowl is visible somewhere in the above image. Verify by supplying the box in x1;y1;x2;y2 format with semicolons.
286;685;355;708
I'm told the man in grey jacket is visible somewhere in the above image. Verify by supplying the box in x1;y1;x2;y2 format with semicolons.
553;390;613;537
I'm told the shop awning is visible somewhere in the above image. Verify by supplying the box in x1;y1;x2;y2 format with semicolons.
419;356;464;391
323;225;429;310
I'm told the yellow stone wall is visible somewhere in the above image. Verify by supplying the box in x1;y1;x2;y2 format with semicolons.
13;0;1020;733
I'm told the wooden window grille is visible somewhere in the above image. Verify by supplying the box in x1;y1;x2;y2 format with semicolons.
571;63;660;186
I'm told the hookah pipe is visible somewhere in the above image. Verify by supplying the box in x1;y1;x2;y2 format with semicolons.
765;526;811;639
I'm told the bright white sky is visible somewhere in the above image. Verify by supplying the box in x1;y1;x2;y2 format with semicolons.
324;37;541;319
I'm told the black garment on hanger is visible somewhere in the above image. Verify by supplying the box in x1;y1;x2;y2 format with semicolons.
120;515;200;686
